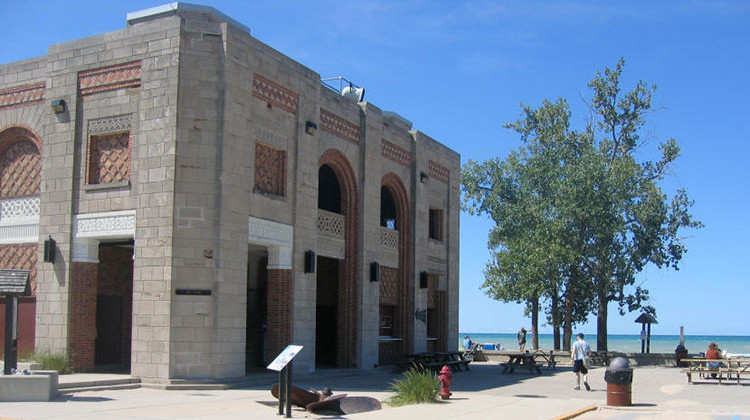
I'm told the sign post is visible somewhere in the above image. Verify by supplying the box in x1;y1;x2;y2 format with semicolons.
267;345;303;418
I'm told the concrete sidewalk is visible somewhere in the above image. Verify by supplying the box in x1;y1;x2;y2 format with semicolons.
1;363;749;419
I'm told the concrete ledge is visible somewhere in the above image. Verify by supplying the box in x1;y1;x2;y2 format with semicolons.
0;370;58;401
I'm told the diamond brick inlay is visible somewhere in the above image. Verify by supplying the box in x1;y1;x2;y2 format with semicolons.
254;143;286;196
252;73;298;114
320;109;360;144
0;244;38;295
0;82;45;110
87;132;131;184
379;266;399;306
382;140;411;168
429;160;450;184
79;61;141;96
0;140;41;199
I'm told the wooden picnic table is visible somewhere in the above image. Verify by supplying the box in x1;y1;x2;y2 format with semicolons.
406;351;472;372
681;357;750;384
501;352;541;374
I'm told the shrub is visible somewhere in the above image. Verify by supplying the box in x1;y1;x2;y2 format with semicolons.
387;366;439;406
29;351;72;374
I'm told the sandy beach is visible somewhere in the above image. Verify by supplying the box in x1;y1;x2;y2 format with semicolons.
1;361;749;419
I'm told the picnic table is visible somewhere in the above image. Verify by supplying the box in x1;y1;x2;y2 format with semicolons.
406;351;471;372
681;357;750;385
501;352;541;374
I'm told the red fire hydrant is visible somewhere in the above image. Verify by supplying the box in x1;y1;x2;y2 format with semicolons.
438;365;452;399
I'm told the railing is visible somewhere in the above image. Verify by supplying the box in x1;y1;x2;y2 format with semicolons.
379;226;399;268
0;197;40;225
317;209;345;259
0;197;40;244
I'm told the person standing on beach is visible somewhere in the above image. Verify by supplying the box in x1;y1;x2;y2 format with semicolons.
517;327;527;351
571;333;592;390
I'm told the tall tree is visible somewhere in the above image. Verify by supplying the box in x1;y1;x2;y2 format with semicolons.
462;59;701;351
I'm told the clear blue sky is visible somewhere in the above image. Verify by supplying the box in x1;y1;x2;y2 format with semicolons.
2;1;748;336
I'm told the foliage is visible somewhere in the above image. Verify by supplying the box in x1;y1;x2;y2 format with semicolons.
29;351;72;374
386;366;439;406
461;58;702;351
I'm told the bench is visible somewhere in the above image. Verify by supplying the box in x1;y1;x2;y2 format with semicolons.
533;350;557;369
719;367;750;385
423;360;471;372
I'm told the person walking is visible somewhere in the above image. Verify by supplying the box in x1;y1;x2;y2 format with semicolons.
571;333;592;390
517;327;527;351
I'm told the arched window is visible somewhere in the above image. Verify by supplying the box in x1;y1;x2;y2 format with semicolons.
0;139;41;199
318;164;341;213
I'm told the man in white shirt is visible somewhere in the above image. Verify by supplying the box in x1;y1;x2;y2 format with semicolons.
571;333;592;390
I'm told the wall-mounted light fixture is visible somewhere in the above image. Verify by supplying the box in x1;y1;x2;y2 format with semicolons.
43;236;56;263
305;121;318;135
419;271;428;289
420;172;429;183
304;250;316;273
370;261;380;282
50;99;66;114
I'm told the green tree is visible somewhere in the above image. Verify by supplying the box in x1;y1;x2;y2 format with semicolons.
462;58;701;351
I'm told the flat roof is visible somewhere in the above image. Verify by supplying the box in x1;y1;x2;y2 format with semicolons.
126;2;251;34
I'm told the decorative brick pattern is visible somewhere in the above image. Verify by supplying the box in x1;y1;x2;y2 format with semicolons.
320;109;360;144
428;160;450;184
254;143;286;196
379;266;399;306
0;82;45;110
79;61;142;96
0;244;37;295
87;132;131;184
70;262;98;371
0;140;41;198
252;73;298;114
266;268;292;361
381;140;411;168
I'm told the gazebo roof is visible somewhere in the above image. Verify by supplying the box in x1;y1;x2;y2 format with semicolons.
634;313;658;324
0;269;31;296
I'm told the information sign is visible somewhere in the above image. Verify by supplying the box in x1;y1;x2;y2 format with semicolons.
267;345;303;372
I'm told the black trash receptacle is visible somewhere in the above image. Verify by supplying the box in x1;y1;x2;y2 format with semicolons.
604;357;633;406
675;344;688;367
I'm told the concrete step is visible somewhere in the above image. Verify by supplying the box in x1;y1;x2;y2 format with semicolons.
58;377;141;394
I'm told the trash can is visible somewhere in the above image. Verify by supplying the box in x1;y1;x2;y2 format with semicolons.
675;344;688;367
604;357;633;406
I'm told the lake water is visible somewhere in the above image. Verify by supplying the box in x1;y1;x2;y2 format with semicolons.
459;332;750;355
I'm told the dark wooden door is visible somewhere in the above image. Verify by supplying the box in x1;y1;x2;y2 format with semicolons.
95;296;122;365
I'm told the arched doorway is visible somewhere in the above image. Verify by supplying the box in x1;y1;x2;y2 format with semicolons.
378;174;410;365
316;151;358;368
0;126;42;356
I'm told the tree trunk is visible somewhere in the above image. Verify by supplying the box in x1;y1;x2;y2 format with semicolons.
596;291;608;352
551;293;560;350
563;290;572;351
531;296;539;350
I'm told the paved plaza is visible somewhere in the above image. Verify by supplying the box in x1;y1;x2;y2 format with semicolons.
1;362;749;419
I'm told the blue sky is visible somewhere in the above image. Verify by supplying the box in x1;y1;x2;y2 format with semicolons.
2;1;748;336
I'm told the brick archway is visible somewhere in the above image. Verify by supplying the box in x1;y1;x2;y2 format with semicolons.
0;125;42;356
319;149;359;367
379;173;411;363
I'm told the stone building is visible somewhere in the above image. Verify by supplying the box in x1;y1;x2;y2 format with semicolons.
0;3;459;384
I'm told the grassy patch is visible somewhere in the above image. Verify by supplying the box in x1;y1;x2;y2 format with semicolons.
386;366;439;406
28;351;72;374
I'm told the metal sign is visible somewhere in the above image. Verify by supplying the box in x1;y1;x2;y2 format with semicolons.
267;345;303;372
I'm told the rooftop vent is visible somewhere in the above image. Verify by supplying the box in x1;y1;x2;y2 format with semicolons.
322;77;365;102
